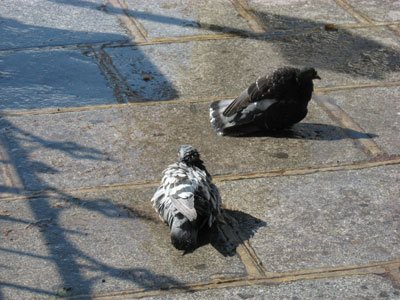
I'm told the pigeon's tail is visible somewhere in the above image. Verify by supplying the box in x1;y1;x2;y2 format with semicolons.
170;217;198;251
209;99;236;136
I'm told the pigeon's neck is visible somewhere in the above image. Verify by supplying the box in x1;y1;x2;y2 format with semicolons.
185;159;207;171
298;80;314;102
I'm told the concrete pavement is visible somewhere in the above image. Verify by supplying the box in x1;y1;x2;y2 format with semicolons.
0;0;399;299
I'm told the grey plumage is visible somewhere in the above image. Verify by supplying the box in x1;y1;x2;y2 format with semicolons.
210;67;321;136
151;145;222;251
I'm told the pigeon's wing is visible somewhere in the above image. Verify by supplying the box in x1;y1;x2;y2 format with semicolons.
162;166;198;222
209;183;222;214
222;77;267;117
208;183;222;226
169;183;197;222
191;176;222;227
231;98;277;125
223;67;299;117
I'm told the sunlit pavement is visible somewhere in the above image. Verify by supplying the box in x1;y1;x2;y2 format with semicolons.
0;0;399;299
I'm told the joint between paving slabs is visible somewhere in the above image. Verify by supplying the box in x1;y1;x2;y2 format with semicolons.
145;33;244;46
1;156;400;203
229;0;266;33
85;19;400;49
340;21;400;30
316;81;400;93
62;260;400;300
313;93;386;158
2;81;400;119
86;46;145;103
218;210;269;277
2;19;400;55
334;0;376;25
107;0;148;42
388;24;400;36
2;14;400;55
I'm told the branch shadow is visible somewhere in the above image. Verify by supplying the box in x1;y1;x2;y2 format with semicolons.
1;1;396;298
48;0;400;82
0;15;178;110
0;118;186;298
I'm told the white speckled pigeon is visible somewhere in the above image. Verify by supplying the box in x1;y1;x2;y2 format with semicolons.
209;67;321;136
151;145;222;251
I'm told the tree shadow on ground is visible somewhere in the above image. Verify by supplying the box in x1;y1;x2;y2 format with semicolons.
0;15;178;110
0;119;185;298
51;0;400;82
1;1;396;298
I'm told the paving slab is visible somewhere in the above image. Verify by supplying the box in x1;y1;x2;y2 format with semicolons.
0;49;116;111
0;101;367;191
276;26;400;84
1;0;400;299
101;45;182;101
347;0;400;22
124;0;252;38
105;28;400;102
0;0;128;50
0;189;246;299
2;27;399;111
327;86;400;156
221;165;400;272
145;274;400;300
246;0;358;30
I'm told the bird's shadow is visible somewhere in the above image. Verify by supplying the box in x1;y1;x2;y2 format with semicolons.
222;122;378;141
187;209;266;257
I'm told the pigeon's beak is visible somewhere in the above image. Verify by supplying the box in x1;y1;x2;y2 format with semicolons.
315;75;321;80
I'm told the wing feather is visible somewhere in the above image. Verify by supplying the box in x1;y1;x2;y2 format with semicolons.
166;175;197;222
222;67;299;117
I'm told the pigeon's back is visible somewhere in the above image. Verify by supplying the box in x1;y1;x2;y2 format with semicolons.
264;67;300;99
151;161;221;228
222;67;300;118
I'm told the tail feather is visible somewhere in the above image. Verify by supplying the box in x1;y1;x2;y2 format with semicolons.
209;99;235;136
170;220;198;251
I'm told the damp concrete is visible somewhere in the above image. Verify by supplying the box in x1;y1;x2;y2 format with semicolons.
0;0;399;299
0;101;367;191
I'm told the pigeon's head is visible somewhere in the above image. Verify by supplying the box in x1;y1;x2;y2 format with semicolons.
178;145;200;164
170;213;198;251
299;67;321;82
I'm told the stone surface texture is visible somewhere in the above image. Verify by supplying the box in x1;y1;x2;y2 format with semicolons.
0;0;399;299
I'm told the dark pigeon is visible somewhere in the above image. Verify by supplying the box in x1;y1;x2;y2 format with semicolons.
209;67;321;136
151;145;222;251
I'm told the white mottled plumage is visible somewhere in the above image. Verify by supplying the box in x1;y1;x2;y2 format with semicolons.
151;145;222;251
